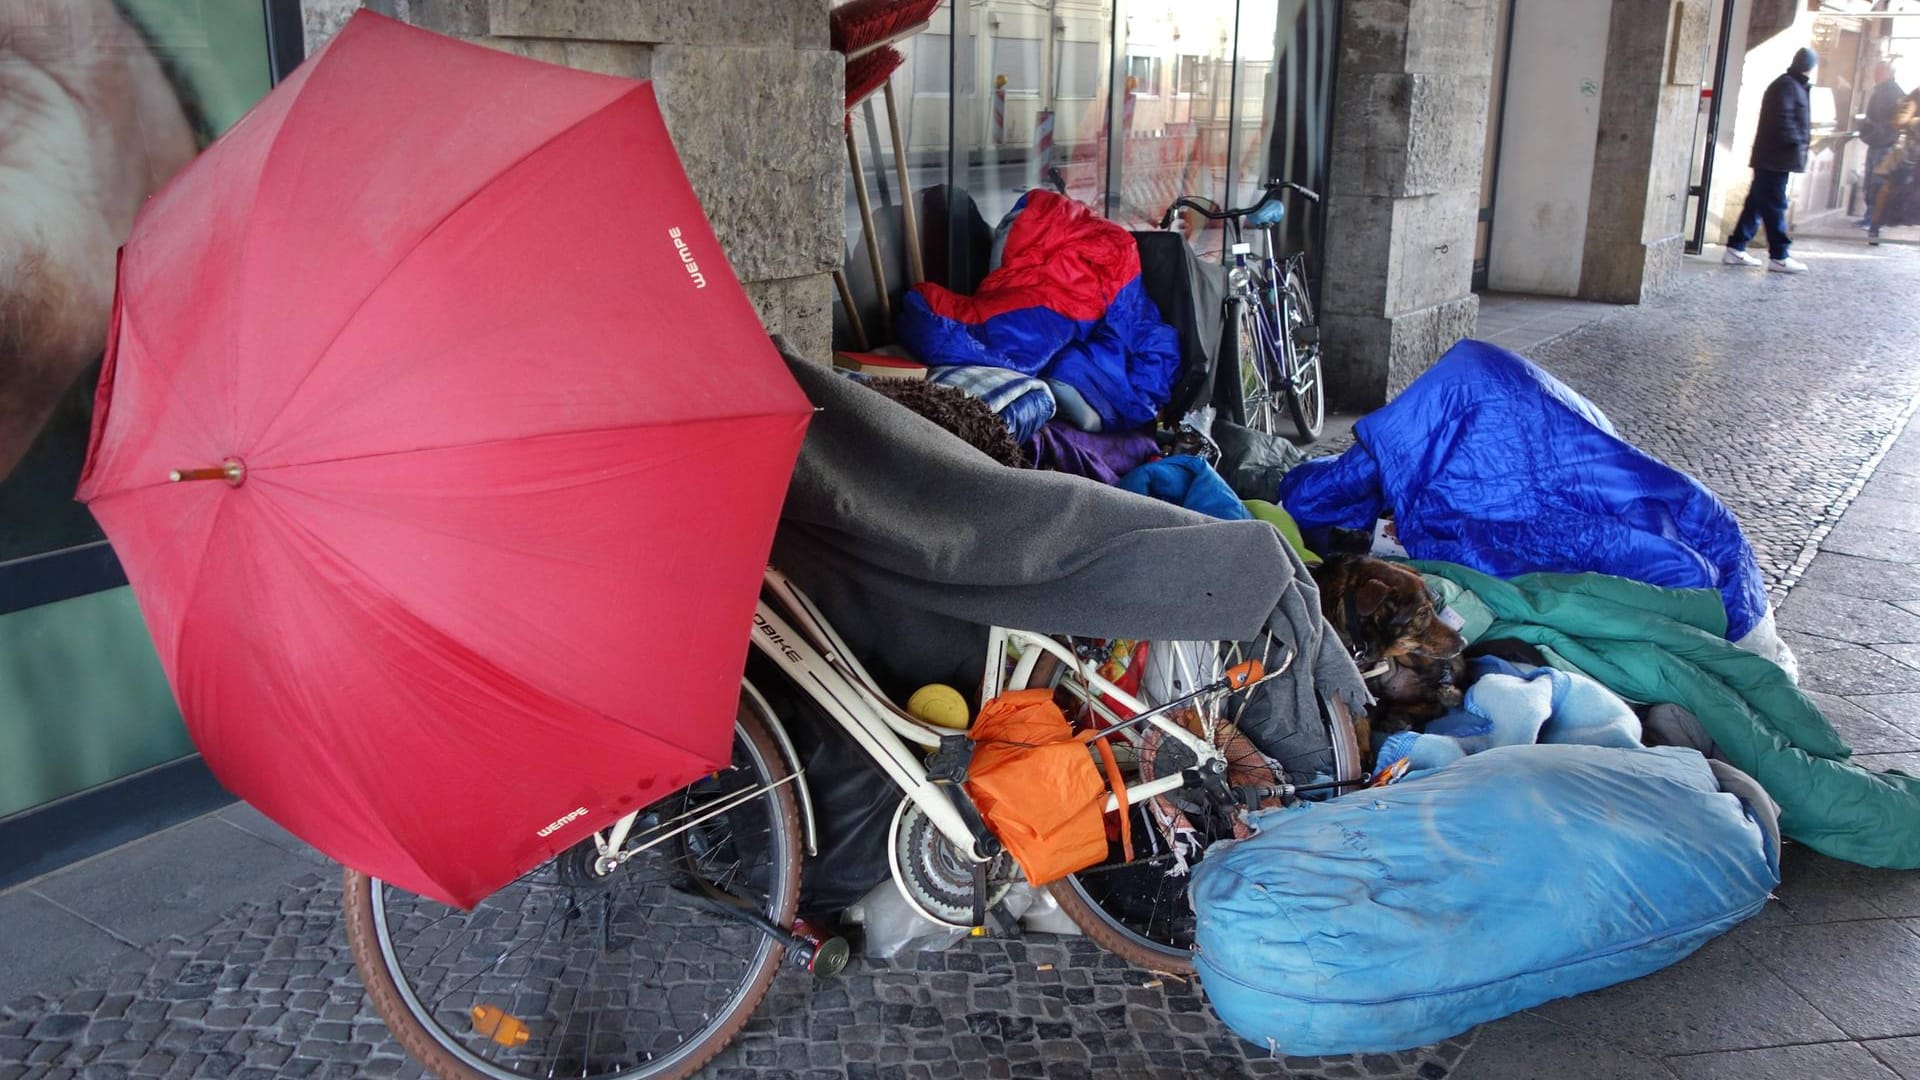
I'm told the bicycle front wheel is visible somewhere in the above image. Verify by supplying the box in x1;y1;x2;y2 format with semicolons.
343;695;802;1080
1233;296;1285;438
1280;264;1324;442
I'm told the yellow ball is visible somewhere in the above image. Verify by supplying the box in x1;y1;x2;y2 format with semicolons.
906;684;971;730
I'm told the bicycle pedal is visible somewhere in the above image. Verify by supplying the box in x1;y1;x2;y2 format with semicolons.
791;917;851;979
807;935;851;979
983;904;1022;939
925;734;973;784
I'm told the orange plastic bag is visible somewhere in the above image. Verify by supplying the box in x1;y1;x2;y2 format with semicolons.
965;689;1130;885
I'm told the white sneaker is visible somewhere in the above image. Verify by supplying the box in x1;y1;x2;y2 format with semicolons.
1722;247;1763;267
1769;257;1809;274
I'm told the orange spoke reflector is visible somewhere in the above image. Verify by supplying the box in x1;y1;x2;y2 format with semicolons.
1225;660;1264;689
470;1004;531;1046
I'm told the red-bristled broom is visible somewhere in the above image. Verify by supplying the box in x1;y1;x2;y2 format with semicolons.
842;45;905;342
833;0;939;327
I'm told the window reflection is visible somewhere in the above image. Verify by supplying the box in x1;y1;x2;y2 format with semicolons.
1233;0;1336;273
833;0;1335;346
1112;3;1239;250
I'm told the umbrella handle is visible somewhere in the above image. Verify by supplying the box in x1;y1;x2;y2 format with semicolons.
170;459;246;486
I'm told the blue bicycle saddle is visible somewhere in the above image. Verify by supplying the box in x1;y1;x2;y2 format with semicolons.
1248;200;1287;227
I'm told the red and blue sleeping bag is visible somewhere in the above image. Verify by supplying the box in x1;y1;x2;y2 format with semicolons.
897;191;1182;432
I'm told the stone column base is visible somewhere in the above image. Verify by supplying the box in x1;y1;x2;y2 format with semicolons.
1579;234;1686;305
1322;294;1479;410
744;274;834;363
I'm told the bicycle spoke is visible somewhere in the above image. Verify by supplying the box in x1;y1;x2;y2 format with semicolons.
431;892;571;1006
541;932;593;1077
576;898;614;1077
486;893;569;1067
404;863;562;977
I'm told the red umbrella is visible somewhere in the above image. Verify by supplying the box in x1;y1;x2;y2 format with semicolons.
76;12;811;908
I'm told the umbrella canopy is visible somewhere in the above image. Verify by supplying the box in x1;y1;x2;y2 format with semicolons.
76;12;812;908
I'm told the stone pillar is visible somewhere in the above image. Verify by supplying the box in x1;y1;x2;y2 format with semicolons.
1319;0;1496;409
1577;0;1711;303
300;0;843;361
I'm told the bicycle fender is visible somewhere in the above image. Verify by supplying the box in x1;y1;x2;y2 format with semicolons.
743;676;819;857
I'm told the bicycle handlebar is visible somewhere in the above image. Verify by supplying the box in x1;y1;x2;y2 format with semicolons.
1157;180;1321;230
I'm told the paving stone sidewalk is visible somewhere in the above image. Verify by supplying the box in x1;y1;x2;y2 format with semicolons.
4;238;1920;1079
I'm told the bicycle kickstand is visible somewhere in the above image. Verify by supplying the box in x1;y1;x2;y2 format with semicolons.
670;877;852;979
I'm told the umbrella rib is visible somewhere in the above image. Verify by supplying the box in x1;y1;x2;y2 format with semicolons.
166;490;240;679
218;24;321;447
244;83;655;457
240;479;723;765
195;494;434;870
250;408;806;483
95;309;228;483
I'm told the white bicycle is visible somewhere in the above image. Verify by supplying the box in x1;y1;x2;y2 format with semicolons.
342;568;1364;1080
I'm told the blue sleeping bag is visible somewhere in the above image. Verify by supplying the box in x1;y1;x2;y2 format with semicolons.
1192;745;1779;1056
1117;455;1253;521
898;191;1182;432
1278;341;1769;641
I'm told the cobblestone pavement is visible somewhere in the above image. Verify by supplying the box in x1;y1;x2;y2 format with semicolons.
1524;242;1920;596
0;868;1465;1080
5;239;1920;1080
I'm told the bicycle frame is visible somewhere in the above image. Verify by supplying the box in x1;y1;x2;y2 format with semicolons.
585;568;1229;892
1230;224;1306;394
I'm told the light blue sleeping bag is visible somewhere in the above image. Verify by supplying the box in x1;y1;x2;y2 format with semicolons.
1192;745;1780;1056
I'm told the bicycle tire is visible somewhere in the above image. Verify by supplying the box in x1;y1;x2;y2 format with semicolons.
1279;264;1325;442
343;695;802;1080
1233;296;1284;437
1046;848;1193;973
1014;637;1363;974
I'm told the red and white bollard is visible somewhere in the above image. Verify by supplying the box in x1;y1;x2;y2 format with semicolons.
1033;108;1054;171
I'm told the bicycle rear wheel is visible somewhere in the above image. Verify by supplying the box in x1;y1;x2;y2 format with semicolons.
1279;264;1324;442
1013;634;1362;973
343;695;802;1080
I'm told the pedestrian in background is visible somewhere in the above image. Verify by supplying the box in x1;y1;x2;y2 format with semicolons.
1868;85;1920;244
1725;47;1817;274
1861;61;1905;226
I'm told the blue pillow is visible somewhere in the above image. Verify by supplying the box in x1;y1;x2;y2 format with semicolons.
1192;745;1779;1056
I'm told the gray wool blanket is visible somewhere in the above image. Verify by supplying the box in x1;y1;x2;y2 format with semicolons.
769;350;1369;761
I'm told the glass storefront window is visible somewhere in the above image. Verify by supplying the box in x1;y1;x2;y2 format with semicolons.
838;0;1115;328
1233;0;1337;271
1044;5;1117;221
1112;2;1240;249
839;2;958;339
834;0;1337;347
0;0;284;822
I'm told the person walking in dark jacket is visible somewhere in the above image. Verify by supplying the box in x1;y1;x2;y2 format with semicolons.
1725;47;1817;274
1861;62;1904;223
